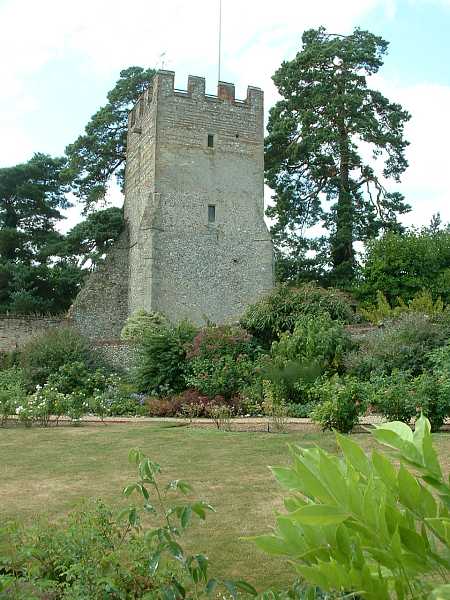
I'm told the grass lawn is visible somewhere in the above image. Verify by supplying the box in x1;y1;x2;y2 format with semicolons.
1;423;449;589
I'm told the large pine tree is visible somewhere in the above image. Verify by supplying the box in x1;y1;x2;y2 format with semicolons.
265;27;411;284
64;66;155;210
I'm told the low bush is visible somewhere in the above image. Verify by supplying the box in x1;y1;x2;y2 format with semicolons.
136;320;197;395
1;452;229;599
0;367;27;425
311;375;368;433
16;385;67;427
360;289;446;325
261;379;289;433
240;283;354;346
285;401;318;418
91;387;148;418
20;327;92;388
272;312;352;373
120;308;168;343
369;370;417;424
185;354;255;399
187;324;257;360
414;372;450;432
344;312;449;378
147;389;242;418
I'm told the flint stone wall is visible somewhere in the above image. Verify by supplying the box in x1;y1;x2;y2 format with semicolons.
0;315;69;353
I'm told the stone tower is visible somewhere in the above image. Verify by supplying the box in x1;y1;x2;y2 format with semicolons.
71;70;273;339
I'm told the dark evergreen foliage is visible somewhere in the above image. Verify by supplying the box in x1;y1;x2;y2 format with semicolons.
266;27;411;284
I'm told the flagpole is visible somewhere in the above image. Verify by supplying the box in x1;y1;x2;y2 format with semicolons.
218;0;222;82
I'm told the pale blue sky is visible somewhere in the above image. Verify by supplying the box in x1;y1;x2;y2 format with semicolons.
1;0;449;229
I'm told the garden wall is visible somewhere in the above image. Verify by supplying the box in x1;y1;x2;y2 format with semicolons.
0;316;135;372
0;315;70;353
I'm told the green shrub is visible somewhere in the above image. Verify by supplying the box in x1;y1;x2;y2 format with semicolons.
414;372;450;432
311;375;368;433
1;450;246;599
344;312;449;378
239;379;265;415
240;283;354;346
47;360;111;396
0;349;20;371
120;308;168;343
356;226;450;304
428;342;450;374
91;386;148;418
187;324;257;360
20;327;92;388
136;320;197;395
285;401;318;418
16;386;66;427
272;312;351;372
369;370;417;424
185;354;254;399
252;415;450;599
0;367;26;425
360;289;445;325
260;313;351;409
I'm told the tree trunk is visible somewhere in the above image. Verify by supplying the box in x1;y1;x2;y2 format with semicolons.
332;127;354;282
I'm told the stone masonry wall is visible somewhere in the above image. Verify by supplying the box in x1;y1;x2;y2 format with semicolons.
0;315;69;352
69;230;130;340
124;71;274;324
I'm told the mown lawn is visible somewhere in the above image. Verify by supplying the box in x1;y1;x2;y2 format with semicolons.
1;423;449;589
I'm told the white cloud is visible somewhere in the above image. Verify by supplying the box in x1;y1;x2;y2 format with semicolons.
371;78;450;226
0;0;448;231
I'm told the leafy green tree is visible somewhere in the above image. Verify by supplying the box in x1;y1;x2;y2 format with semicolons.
357;224;450;303
266;27;411;283
64;66;155;210
0;153;68;263
62;206;124;268
0;262;83;314
0;153;84;314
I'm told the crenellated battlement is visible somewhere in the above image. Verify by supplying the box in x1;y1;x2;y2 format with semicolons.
128;70;263;128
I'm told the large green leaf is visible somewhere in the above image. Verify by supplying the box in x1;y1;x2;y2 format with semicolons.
337;433;371;478
398;466;422;510
290;504;350;526
372;450;398;490
251;534;292;556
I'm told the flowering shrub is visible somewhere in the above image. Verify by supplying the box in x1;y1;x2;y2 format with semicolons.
90;387;148;418
47;361;111;396
187;325;256;360
10;370;147;427
147;389;242;418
